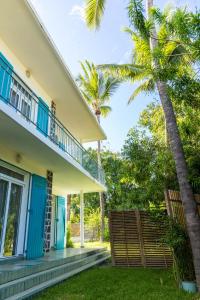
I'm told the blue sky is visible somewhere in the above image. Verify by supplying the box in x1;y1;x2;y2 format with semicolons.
30;0;199;152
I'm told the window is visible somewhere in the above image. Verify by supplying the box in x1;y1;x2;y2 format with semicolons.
10;79;19;109
10;89;19;109
21;98;31;119
0;166;24;181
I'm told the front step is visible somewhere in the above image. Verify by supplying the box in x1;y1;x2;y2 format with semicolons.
0;249;110;300
0;248;106;285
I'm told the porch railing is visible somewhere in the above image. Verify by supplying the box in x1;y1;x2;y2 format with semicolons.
0;68;105;185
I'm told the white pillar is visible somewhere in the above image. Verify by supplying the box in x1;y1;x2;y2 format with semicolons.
80;190;84;248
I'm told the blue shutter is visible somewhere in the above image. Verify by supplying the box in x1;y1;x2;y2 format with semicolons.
0;52;13;103
37;97;49;136
55;196;66;250
26;174;47;259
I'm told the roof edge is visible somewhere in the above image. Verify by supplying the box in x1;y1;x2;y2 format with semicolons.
25;0;107;141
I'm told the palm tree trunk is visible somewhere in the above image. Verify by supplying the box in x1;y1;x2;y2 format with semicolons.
96;114;105;242
147;0;200;290
157;81;200;288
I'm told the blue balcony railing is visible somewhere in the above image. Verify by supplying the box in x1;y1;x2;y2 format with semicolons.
0;67;105;185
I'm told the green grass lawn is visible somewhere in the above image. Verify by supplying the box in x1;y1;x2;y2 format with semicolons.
73;241;110;250
33;266;199;300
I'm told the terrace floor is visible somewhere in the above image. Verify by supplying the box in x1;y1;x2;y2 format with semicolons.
0;247;110;300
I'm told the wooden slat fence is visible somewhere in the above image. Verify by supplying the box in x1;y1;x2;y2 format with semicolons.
165;190;200;226
109;210;172;267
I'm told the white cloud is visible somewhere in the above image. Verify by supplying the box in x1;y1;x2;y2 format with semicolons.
69;5;85;22
118;50;132;64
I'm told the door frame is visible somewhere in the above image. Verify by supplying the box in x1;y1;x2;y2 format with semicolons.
0;161;30;257
54;196;67;250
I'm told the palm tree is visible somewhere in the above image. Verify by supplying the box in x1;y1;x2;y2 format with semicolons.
84;0;200;289
77;60;120;242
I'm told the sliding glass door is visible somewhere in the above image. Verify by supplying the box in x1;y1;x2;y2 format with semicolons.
0;179;8;253
0;178;23;257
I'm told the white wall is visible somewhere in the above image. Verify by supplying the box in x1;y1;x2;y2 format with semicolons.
0;37;52;107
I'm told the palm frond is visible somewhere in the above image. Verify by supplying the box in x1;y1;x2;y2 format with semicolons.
79;61;90;80
85;0;106;29
123;26;136;37
128;78;155;103
81;90;92;104
163;42;188;64
100;105;112;117
127;0;149;40
101;78;121;101
98;63;149;82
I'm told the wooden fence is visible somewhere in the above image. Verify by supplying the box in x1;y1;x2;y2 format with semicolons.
109;210;172;267
165;190;200;225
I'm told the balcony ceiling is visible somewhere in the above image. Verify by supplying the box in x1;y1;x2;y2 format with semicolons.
0;108;106;194
0;0;106;143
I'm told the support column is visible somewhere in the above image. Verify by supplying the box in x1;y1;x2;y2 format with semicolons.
44;170;53;253
80;190;84;248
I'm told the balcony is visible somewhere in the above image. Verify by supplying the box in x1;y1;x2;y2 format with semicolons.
0;67;105;185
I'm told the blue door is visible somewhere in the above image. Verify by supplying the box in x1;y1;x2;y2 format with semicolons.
55;196;66;250
37;97;49;136
26;175;47;259
0;52;13;103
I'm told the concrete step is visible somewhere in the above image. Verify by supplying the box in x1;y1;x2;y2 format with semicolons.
0;248;106;285
0;250;110;300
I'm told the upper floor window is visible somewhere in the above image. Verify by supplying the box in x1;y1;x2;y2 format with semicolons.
10;88;19;109
10;79;31;120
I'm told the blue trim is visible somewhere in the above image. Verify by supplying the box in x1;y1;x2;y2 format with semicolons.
37;97;49;137
26;174;47;259
0;52;13;103
55;196;66;250
0;52;13;71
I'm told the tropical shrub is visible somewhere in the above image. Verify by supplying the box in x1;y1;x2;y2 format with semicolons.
66;222;74;248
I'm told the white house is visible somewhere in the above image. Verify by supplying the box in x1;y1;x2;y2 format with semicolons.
0;0;106;260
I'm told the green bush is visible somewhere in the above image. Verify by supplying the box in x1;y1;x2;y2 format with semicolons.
150;210;195;283
66;222;74;248
103;217;110;241
163;219;195;283
85;208;101;240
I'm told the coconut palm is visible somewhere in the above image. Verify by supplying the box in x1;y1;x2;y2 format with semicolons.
77;60;120;242
84;0;200;289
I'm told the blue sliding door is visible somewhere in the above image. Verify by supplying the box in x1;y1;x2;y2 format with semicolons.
37;97;49;136
55;196;66;250
0;52;13;103
26;175;47;259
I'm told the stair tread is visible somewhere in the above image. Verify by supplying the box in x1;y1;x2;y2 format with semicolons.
0;248;107;285
0;250;109;289
5;254;110;300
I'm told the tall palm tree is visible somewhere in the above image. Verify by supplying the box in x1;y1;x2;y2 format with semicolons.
84;0;200;289
77;60;120;242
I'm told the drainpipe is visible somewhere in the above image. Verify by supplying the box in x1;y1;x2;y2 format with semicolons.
80;190;84;248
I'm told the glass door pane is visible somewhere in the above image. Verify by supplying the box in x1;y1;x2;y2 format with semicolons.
0;179;9;253
3;183;22;256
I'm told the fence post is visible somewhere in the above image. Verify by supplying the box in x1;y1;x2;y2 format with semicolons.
109;212;115;266
135;210;146;267
164;189;173;217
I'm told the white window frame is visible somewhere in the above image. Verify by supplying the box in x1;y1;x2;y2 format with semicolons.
0;161;30;257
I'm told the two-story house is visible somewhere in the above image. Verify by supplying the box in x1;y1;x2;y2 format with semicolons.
0;0;106;262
